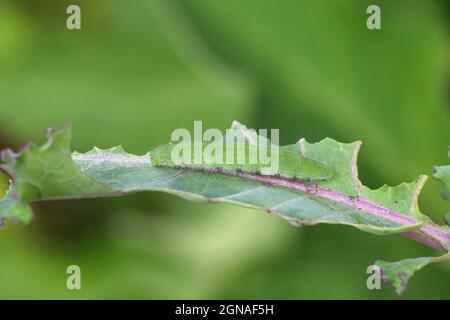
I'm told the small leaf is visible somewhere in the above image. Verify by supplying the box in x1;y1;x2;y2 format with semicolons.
433;147;450;201
376;253;450;295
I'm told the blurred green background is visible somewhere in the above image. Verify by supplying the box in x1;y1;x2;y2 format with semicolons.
0;0;449;299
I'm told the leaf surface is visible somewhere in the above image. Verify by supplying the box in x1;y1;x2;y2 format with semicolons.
1;121;449;293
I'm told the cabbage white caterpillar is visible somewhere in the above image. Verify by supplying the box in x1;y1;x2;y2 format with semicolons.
151;142;334;182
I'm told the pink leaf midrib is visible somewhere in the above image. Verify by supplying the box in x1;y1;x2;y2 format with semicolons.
233;170;450;252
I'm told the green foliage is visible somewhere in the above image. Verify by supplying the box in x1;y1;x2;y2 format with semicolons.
370;148;450;295
0;0;449;299
0;127;118;203
1;121;449;294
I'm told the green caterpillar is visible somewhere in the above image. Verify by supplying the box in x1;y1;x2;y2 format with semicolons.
151;142;334;182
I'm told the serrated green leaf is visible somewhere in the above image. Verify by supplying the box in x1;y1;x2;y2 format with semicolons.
0;182;32;226
0;126;119;202
0;121;449;294
376;253;450;295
